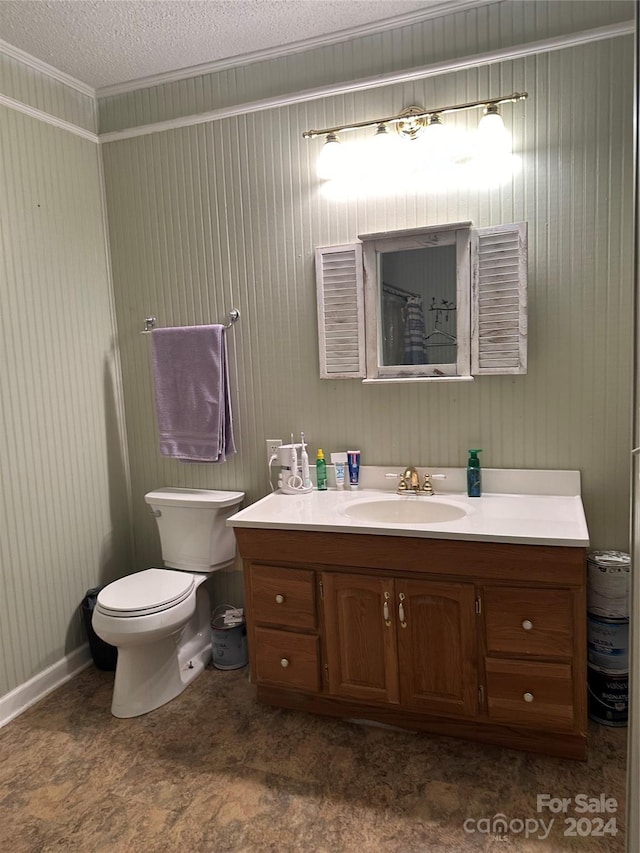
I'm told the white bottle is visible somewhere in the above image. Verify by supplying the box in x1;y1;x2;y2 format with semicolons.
331;452;348;490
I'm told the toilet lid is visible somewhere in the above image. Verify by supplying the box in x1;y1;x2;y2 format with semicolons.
96;569;196;616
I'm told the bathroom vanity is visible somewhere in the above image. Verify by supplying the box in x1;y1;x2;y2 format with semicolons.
229;469;589;759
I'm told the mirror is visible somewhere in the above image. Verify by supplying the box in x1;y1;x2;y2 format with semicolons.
315;219;526;382
361;223;472;380
380;245;457;366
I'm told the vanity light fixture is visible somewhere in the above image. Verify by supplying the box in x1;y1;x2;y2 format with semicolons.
372;122;398;154
478;102;504;128
373;122;393;144
422;113;451;155
371;122;402;168
303;92;527;179
425;113;445;131
316;132;344;180
477;103;512;155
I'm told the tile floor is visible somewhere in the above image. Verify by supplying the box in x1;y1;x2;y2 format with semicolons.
0;664;627;852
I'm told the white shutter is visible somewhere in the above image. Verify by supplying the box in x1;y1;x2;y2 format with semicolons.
315;243;365;379
471;222;528;375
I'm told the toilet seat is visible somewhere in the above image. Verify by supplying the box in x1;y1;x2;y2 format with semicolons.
96;568;196;617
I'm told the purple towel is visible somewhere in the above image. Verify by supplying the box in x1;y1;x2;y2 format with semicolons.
151;325;236;462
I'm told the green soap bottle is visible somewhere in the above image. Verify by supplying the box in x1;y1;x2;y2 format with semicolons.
316;449;328;491
467;449;482;497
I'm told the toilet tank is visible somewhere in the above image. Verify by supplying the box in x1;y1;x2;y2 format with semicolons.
144;488;244;572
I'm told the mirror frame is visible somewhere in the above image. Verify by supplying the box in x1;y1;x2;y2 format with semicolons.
360;222;472;380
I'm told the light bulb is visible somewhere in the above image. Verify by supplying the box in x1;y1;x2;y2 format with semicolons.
477;105;512;156
316;133;345;180
422;115;451;156
368;123;403;174
373;124;394;150
417;115;457;183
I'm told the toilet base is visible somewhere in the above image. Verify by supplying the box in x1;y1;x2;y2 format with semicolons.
110;584;212;718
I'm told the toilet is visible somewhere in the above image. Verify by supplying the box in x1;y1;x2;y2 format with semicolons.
92;487;244;718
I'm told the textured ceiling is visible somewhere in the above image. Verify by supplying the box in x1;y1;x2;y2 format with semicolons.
0;0;449;91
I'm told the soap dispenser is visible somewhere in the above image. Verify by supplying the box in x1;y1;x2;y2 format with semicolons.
467;449;482;497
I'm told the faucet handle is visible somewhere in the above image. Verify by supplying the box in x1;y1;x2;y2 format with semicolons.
422;472;446;495
385;471;409;491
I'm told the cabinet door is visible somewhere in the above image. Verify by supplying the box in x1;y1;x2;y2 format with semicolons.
322;573;399;704
396;579;478;717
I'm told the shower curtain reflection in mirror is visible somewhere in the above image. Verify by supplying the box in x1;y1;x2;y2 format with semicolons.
381;284;456;366
379;244;458;368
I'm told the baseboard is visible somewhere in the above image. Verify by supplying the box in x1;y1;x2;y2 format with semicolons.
0;643;93;729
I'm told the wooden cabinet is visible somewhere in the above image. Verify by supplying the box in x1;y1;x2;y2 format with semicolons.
322;573;399;704
321;574;478;715
253;627;320;693
250;564;316;630
236;528;587;760
481;583;582;734
483;586;573;658
396;579;478;717
247;563;320;692
485;659;575;730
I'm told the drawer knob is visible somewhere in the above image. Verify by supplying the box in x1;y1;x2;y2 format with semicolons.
522;619;533;631
280;658;289;668
523;692;534;703
275;594;285;604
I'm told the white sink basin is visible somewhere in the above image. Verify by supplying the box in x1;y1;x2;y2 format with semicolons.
343;497;469;525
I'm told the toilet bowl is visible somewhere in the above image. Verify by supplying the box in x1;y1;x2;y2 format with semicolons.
92;488;244;718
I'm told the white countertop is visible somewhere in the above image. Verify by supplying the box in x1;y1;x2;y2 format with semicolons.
228;468;590;547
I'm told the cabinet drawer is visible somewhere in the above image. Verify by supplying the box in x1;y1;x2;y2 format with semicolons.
250;565;316;629
484;586;573;658
485;658;574;730
254;627;320;692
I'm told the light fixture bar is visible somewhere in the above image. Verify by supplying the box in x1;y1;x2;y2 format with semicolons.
302;91;527;139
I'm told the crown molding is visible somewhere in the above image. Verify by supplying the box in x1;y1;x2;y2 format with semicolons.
0;93;99;142
1;19;632;145
95;0;487;98
99;21;634;144
0;38;96;98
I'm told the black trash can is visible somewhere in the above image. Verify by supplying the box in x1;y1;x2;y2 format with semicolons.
80;586;118;671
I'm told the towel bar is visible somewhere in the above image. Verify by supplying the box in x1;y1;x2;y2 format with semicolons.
140;309;240;334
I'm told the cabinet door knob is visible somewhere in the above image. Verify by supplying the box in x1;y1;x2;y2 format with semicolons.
280;658;289;668
522;619;533;631
523;692;534;703
275;594;284;604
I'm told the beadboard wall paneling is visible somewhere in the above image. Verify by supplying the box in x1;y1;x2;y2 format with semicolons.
630;15;640;838
0;0;632;705
102;33;634;579
97;0;634;133
0;51;97;133
0;106;132;697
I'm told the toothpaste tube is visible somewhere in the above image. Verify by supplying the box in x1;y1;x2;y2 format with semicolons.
347;450;361;490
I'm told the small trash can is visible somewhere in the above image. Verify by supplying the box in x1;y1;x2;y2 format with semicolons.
80;586;118;671
211;605;248;670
